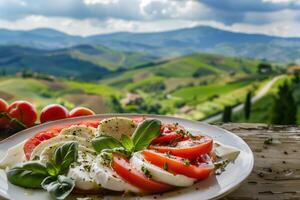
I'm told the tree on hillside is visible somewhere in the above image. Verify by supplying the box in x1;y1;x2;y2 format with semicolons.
244;91;252;120
293;72;300;84
270;81;297;125
257;63;272;74
110;96;124;113
222;106;232;123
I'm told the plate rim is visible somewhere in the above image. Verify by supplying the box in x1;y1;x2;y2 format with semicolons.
0;113;254;200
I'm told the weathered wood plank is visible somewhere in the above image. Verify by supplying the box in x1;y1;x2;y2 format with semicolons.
218;123;300;200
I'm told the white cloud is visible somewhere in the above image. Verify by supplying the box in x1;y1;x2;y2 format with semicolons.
263;0;300;3
0;0;300;37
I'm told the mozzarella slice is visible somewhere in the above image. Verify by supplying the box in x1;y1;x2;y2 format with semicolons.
39;143;95;164
130;152;196;187
60;125;96;141
214;142;240;162
90;155;140;193
68;151;99;190
98;117;137;140
0;141;26;169
30;135;93;160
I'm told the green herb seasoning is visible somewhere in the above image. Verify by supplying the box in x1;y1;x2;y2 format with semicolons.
183;159;190;166
141;165;152;178
163;163;168;171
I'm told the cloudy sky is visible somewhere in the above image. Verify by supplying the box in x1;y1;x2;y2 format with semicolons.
0;0;300;37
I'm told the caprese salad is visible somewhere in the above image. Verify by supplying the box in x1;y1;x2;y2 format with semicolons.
0;117;240;200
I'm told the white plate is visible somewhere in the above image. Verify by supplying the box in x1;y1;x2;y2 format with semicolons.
0;114;254;200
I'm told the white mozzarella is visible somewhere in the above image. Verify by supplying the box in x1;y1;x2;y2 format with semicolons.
98;117;137;140
60;125;96;140
30;135;92;160
130;152;196;187
67;151;99;190
90;155;140;193
0;141;26;169
214;142;240;162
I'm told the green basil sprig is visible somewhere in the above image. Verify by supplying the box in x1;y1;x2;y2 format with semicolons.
131;119;161;151
7;141;78;200
92;135;123;153
92;119;161;155
42;175;75;200
7;161;48;188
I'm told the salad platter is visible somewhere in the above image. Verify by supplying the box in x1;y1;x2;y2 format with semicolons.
0;114;254;200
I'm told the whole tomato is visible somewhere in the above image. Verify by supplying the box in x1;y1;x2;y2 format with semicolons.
40;104;69;123
0;98;9;129
8;100;37;127
69;107;95;118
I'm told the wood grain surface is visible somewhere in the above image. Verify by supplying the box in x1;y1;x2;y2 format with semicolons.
218;123;300;200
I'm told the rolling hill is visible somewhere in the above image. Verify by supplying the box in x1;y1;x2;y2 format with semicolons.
100;52;261;88
0;45;156;80
1;26;300;61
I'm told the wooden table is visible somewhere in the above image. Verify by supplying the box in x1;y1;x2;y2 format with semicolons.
218;123;300;200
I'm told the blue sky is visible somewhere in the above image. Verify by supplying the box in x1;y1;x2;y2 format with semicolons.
0;0;300;37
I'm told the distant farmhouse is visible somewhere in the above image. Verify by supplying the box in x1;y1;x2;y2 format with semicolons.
287;65;300;74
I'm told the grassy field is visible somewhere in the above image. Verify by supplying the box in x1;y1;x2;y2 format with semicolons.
0;52;278;122
0;77;119;113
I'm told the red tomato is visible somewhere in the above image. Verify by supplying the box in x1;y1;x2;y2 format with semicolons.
69;107;95;118
77;120;100;128
149;136;213;160
151;133;183;145
143;150;214;180
34;131;55;141
112;154;173;193
40;104;69;123
24;137;41;160
23;121;100;160
151;123;189;145
24;128;60;160
0;98;9;129
8;100;37;127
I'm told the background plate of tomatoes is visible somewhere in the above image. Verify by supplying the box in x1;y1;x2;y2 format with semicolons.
0;114;254;200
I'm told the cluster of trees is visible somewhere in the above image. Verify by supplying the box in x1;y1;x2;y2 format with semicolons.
222;73;299;124
270;73;299;125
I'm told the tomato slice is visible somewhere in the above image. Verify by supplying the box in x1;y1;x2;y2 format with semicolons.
77;120;100;128
24;137;41;160
24;121;101;160
149;136;213;160
143;150;214;179
151;133;183;145
112;154;173;193
151;123;190;145
24;124;71;160
34;131;54;141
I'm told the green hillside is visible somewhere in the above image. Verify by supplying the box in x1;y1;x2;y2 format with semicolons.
0;77;120;114
232;75;300;124
101;53;261;87
0;52;275;122
0;45;157;80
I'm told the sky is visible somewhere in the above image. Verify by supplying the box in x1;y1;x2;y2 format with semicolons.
0;0;300;37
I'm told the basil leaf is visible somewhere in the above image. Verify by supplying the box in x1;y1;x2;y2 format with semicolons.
132;119;161;151
92;135;123;153
102;147;132;157
42;175;75;200
7;161;48;188
54;141;78;174
46;162;59;177
120;134;134;151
